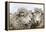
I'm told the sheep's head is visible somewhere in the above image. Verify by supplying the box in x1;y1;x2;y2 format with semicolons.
16;10;32;29
33;10;42;26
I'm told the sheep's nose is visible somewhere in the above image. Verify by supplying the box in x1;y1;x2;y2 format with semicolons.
25;24;28;26
25;21;31;26
36;21;39;24
29;20;31;22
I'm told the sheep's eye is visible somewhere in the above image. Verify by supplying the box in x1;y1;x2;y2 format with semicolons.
29;20;31;22
31;18;33;20
21;15;24;16
41;13;44;15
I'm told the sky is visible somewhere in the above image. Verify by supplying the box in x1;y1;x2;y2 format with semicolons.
10;3;43;14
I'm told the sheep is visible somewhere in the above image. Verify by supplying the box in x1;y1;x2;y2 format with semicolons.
9;8;33;30
31;8;44;28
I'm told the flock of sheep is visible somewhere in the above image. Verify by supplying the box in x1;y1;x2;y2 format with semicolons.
9;7;44;30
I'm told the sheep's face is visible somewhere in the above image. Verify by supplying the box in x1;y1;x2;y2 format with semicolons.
18;11;33;28
33;12;42;25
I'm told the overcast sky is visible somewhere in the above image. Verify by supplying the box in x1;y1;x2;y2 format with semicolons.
10;3;43;14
